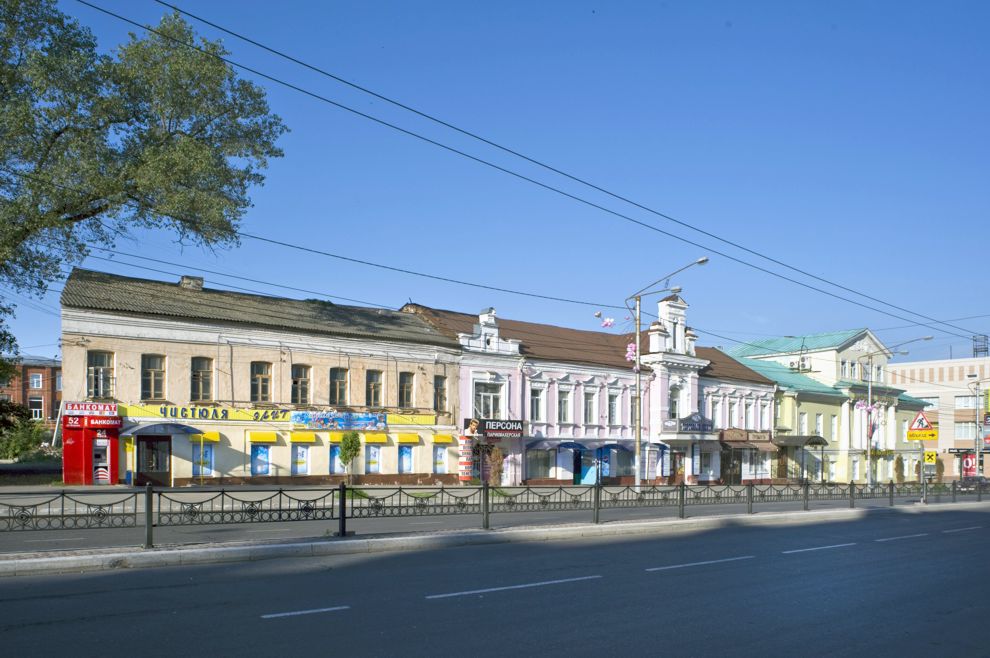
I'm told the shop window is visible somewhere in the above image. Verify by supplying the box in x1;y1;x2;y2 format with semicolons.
433;375;447;413
191;357;213;401
291;365;311;405
251;362;271;403
365;445;380;474
87;351;114;398
29;373;42;389
329;445;343;474
398;372;414;409
292;444;310;476
433;446;446;474
141;354;166;400
329;368;348;406
526;449;553;479
366;370;382;408
28;397;43;420
398;445;412;474
192;443;214;477
250;445;271;476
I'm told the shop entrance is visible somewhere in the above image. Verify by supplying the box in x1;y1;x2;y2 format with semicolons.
135;436;171;486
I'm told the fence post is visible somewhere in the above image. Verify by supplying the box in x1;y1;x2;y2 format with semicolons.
678;483;686;519
803;482;810;511
593;482;601;524
889;480;894;507
482;478;490;530
922;478;928;505
337;482;347;537
144;483;153;549
747;483;754;514
952;480;957;503
849;481;855;509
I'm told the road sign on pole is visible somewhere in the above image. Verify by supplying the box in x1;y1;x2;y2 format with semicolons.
924;451;938;465
907;411;938;441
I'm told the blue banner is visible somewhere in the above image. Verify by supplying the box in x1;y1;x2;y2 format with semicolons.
291;411;387;430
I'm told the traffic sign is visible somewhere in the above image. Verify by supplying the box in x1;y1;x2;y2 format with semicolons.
907;411;938;441
924;451;938;465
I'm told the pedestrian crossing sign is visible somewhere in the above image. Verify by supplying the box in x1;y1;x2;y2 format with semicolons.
907;411;938;441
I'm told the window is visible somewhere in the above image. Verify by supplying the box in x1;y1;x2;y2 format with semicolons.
745;402;755;429
191;357;213;401
0;394;9;402
840;361;848;378
433;375;447;412
712;398;722;429
291;365;311;405
608;393;618;425
366;370;382;407
728;400;737;427
799;412;808;435
29;373;42;389
669;389;680;420
852;457;860;481
398;445;413;474
250;362;271;402
87;351;114;398
433;446;447;474
329;445;343;474
955;422;978;440
955;395;978;409
831;415;838;440
250;445;270;476
584;391;596;424
815;413;824;436
875;365;883;383
398;372;414;409
291;444;310;475
760;402;770;430
28;397;43;420
474;382;502;419
901;419;908;441
849;362;857;380
141;355;166;400
365;445;380;474
526;449;554;479
861;364;870;382
193;443;214;477
55;372;62;392
0;377;8;387
330;368;348;405
557;390;571;423
530;388;544;422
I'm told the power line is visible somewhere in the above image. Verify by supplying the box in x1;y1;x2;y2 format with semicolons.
67;1;980;341
150;0;985;340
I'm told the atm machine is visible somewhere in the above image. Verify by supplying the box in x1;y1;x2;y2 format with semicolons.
92;431;111;484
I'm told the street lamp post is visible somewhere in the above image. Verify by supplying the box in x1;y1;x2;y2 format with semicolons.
627;257;709;488
967;374;983;481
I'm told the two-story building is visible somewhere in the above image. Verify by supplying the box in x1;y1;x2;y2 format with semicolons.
0;354;62;429
60;269;462;486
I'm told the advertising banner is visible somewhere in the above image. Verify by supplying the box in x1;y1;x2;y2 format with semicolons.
962;453;978;478
291;411;387;430
65;402;118;417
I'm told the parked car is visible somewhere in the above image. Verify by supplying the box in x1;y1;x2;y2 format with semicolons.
957;476;988;493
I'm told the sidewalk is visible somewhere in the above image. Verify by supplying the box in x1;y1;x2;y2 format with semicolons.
4;499;986;578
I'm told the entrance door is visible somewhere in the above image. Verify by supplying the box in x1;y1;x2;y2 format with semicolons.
671;451;685;484
136;437;171;486
579;451;597;485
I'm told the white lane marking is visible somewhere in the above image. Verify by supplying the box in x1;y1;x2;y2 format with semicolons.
426;575;601;600
782;543;857;554
646;555;755;572
23;537;86;543
875;533;928;542
943;526;983;534
261;605;350;619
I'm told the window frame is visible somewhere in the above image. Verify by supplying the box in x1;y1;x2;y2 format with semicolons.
29;373;42;389
141;354;166;401
191;357;213;402
529;387;544;422
329;368;348;406
398;371;414;409
250;361;272;403
433;375;447;413
366;370;383;408
87;350;114;399
583;391;596;425
28;397;43;420
474;381;503;420
557;389;571;424
291;364;311;405
608;393;619;426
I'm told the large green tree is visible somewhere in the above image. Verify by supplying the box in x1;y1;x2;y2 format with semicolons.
0;0;287;376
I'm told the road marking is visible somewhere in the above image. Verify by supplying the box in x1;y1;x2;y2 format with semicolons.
646;555;755;572
875;533;928;542
943;526;983;534
261;605;350;619
23;537;86;543
782;543;857;554
426;575;602;600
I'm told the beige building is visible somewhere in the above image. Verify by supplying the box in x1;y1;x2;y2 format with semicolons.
886;356;990;478
60;269;462;486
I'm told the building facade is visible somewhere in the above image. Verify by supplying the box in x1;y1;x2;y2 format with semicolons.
60;269;461;486
0;354;62;429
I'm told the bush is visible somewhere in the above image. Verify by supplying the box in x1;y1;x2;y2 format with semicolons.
339;431;361;483
0;419;50;460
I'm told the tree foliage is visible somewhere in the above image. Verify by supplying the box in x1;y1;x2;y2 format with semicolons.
339;431;361;482
0;0;287;371
0;399;30;434
0;417;48;460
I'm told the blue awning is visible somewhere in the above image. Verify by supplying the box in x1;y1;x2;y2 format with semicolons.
556;441;588;451
121;423;203;436
526;440;554;450
598;443;632;453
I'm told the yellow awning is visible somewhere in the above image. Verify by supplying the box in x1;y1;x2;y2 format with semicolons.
249;431;278;443
290;432;318;444
432;434;454;444
363;432;388;444
191;431;221;442
398;433;420;444
329;431;345;443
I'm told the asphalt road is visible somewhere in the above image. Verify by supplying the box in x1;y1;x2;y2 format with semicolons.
0;506;986;657
0;493;949;554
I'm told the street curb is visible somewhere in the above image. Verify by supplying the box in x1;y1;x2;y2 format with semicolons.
3;501;987;577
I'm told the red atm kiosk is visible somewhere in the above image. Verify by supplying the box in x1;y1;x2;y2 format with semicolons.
62;415;123;485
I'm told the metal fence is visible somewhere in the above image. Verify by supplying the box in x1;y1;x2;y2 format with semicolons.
0;480;986;547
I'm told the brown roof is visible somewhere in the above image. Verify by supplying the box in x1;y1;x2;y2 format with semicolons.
697;347;774;385
403;304;643;370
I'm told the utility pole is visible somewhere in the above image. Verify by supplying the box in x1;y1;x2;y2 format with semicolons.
634;294;642;488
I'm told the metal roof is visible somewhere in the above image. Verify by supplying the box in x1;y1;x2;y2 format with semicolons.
734;357;847;397
726;329;868;358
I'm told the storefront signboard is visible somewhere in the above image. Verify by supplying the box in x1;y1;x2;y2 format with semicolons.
291;411;387;430
118;404;291;422
65;402;118;416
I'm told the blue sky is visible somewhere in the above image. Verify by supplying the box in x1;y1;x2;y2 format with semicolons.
10;1;989;362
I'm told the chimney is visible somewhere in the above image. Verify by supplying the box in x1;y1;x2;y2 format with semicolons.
179;275;204;291
648;321;668;354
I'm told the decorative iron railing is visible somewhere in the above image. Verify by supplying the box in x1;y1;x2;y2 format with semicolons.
156;488;337;526
489;486;594;513
0;491;138;531
347;487;481;518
